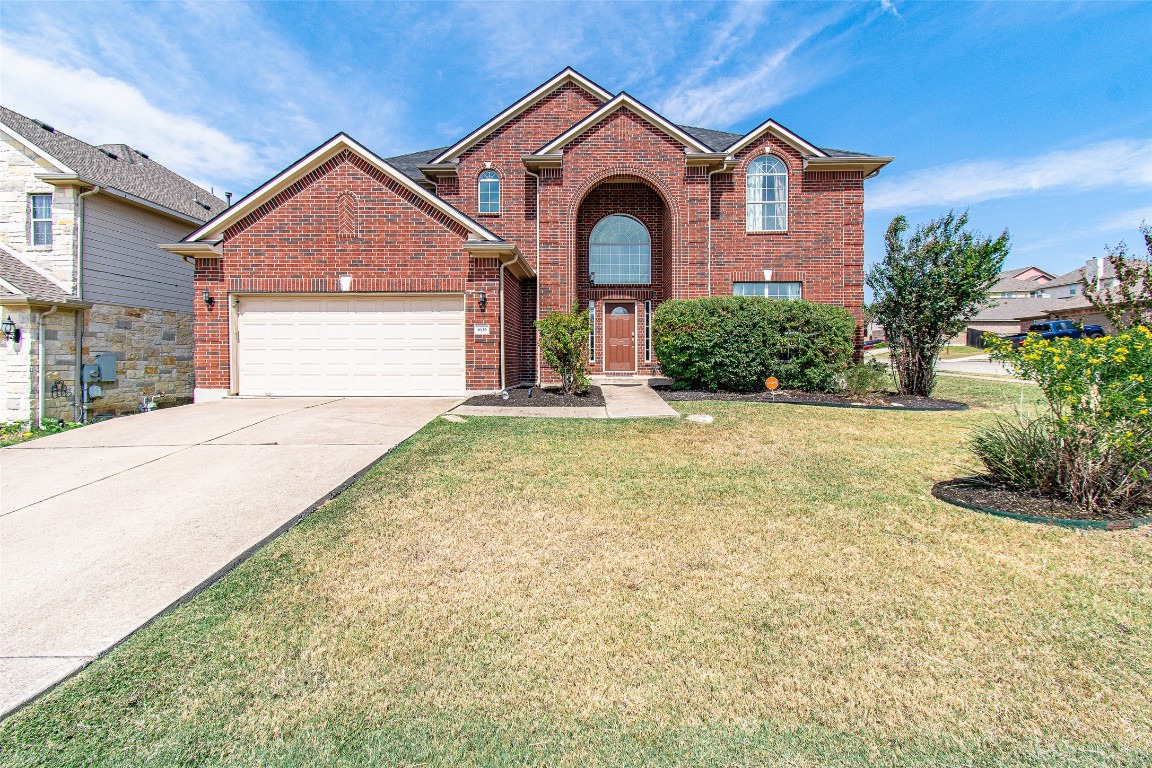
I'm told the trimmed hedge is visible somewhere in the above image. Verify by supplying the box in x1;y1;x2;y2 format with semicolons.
651;297;857;392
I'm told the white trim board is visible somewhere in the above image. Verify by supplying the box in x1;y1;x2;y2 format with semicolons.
431;68;612;164
535;93;713;156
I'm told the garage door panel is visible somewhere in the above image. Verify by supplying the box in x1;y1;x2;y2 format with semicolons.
237;295;466;396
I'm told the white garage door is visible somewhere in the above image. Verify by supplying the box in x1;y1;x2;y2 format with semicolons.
236;295;466;396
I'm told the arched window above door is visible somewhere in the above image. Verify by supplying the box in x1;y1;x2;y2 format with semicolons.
589;215;651;285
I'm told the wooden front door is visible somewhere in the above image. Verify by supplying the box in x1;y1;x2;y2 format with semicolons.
604;303;636;372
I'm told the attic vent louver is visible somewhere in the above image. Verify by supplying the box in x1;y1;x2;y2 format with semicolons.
194;200;212;211
36;121;55;132
99;148;119;160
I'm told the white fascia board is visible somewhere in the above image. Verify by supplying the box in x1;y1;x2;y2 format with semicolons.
802;156;894;175
0;122;74;174
536;93;712;155
185;134;501;243
431;68;613;164
723;119;829;159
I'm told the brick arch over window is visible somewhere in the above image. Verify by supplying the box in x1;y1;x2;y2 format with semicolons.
568;168;681;304
574;176;672;306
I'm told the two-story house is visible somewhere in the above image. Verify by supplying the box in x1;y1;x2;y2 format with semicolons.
1;106;226;425
164;68;891;399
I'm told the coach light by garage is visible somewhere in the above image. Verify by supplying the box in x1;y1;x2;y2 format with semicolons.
2;316;20;343
477;290;487;311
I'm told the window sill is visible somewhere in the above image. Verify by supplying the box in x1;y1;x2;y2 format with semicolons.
745;229;788;235
477;212;501;217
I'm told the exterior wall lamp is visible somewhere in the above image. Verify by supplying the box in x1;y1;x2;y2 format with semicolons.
202;289;215;308
477;290;487;311
2;316;20;343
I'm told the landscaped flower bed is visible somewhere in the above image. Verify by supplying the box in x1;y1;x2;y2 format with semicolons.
463;385;605;408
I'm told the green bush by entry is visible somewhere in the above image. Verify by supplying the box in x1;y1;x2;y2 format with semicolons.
651;297;857;392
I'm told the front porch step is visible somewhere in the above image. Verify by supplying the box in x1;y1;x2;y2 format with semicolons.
591;375;672;388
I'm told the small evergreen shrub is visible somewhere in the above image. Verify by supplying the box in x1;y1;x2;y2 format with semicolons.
652;297;856;392
536;304;591;394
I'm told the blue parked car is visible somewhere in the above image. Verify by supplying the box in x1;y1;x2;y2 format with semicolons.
1002;319;1105;348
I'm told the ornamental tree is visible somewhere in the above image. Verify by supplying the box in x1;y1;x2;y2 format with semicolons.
866;211;1009;396
1083;223;1152;331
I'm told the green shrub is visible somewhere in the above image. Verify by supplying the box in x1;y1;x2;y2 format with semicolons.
536;304;590;394
652;297;856;392
839;360;892;400
972;415;1151;512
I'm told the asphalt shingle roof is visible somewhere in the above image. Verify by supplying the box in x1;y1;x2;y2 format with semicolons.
385;123;878;182
0;106;226;222
0;247;76;303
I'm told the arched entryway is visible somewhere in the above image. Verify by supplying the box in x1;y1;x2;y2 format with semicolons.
575;177;671;375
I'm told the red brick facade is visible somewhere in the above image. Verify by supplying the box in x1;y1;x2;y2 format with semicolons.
185;69;885;396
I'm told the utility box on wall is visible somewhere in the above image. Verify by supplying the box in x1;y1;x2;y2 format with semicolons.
95;353;117;382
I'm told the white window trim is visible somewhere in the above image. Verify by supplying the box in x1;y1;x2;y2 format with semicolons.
29;193;53;247
746;155;788;233
589;214;652;286
644;299;652;363
478;169;500;215
733;281;803;300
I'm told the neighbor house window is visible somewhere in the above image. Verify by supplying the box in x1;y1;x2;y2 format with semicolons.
478;170;500;214
29;194;52;246
589;215;650;285
746;155;787;232
734;281;801;300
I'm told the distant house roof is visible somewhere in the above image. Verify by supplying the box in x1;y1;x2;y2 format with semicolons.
0;245;86;305
0;105;226;222
971;296;1077;322
991;276;1048;294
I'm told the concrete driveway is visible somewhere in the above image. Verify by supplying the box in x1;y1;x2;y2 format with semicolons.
0;396;457;717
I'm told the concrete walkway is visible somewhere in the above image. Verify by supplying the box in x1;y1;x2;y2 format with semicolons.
0;396;457;718
449;383;680;420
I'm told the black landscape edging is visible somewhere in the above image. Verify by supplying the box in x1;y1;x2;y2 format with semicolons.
658;390;968;412
932;479;1152;531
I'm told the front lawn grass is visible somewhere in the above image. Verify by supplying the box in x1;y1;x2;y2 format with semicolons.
2;377;1149;767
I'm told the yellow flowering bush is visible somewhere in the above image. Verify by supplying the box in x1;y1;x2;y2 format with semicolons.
985;327;1152;426
975;327;1152;512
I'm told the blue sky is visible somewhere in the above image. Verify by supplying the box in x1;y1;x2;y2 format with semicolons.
2;1;1149;276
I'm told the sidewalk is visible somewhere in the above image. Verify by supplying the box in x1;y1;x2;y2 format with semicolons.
450;384;680;420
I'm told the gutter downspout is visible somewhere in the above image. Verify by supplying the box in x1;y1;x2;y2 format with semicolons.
38;305;59;429
75;185;101;423
706;160;735;296
525;167;542;385
498;261;507;391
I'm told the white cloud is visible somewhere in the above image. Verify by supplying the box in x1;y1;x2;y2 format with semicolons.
655;6;842;127
0;44;253;192
868;139;1152;211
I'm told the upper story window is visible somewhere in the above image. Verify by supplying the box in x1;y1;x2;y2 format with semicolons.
746;155;787;232
734;281;801;300
589;215;651;285
29;193;52;246
478;170;500;214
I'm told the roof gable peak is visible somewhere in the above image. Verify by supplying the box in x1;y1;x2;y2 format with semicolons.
431;68;612;164
534;92;713;155
182;133;501;244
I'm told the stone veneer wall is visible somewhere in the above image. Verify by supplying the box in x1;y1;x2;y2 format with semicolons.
82;303;193;416
0;139;78;291
1;302;193;424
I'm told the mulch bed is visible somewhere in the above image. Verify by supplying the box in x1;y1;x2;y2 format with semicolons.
655;387;967;412
463;385;605;408
933;477;1152;530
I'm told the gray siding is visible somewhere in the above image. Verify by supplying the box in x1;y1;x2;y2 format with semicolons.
82;194;197;312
